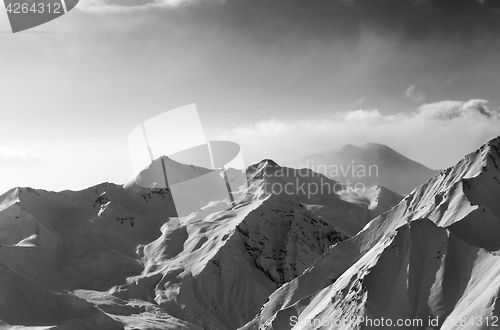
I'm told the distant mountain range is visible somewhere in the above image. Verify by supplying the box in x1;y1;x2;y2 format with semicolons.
287;142;440;195
1;137;499;329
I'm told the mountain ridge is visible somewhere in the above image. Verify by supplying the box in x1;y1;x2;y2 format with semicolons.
1;137;499;329
0;151;401;329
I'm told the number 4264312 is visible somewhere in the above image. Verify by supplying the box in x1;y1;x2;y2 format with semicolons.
5;2;63;14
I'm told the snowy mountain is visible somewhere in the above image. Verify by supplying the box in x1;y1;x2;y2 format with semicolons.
0;156;398;329
241;136;500;330
287;142;440;196
2;135;498;330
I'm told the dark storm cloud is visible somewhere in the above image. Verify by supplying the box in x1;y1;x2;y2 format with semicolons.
186;0;500;44
81;0;500;48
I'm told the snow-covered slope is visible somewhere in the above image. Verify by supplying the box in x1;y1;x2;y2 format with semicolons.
337;185;403;221
287;142;439;195
0;155;395;329
108;159;395;329
248;160;402;237
241;136;500;330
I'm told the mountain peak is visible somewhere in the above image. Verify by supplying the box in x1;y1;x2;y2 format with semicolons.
327;143;358;155
0;187;21;212
447;134;500;180
259;159;279;167
246;159;280;174
359;142;392;150
486;135;500;159
124;155;213;190
488;135;500;146
328;142;401;160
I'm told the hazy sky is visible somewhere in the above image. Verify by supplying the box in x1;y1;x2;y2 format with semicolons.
1;0;499;193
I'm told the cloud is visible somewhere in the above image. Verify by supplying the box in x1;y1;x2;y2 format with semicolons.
349;97;367;108
211;99;500;169
405;85;426;103
0;147;43;160
445;73;460;85
418;99;495;120
77;0;223;11
0;147;48;168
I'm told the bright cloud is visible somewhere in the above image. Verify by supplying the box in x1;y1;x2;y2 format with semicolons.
212;99;500;169
418;99;495;120
77;0;223;11
0;147;44;160
0;147;49;170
